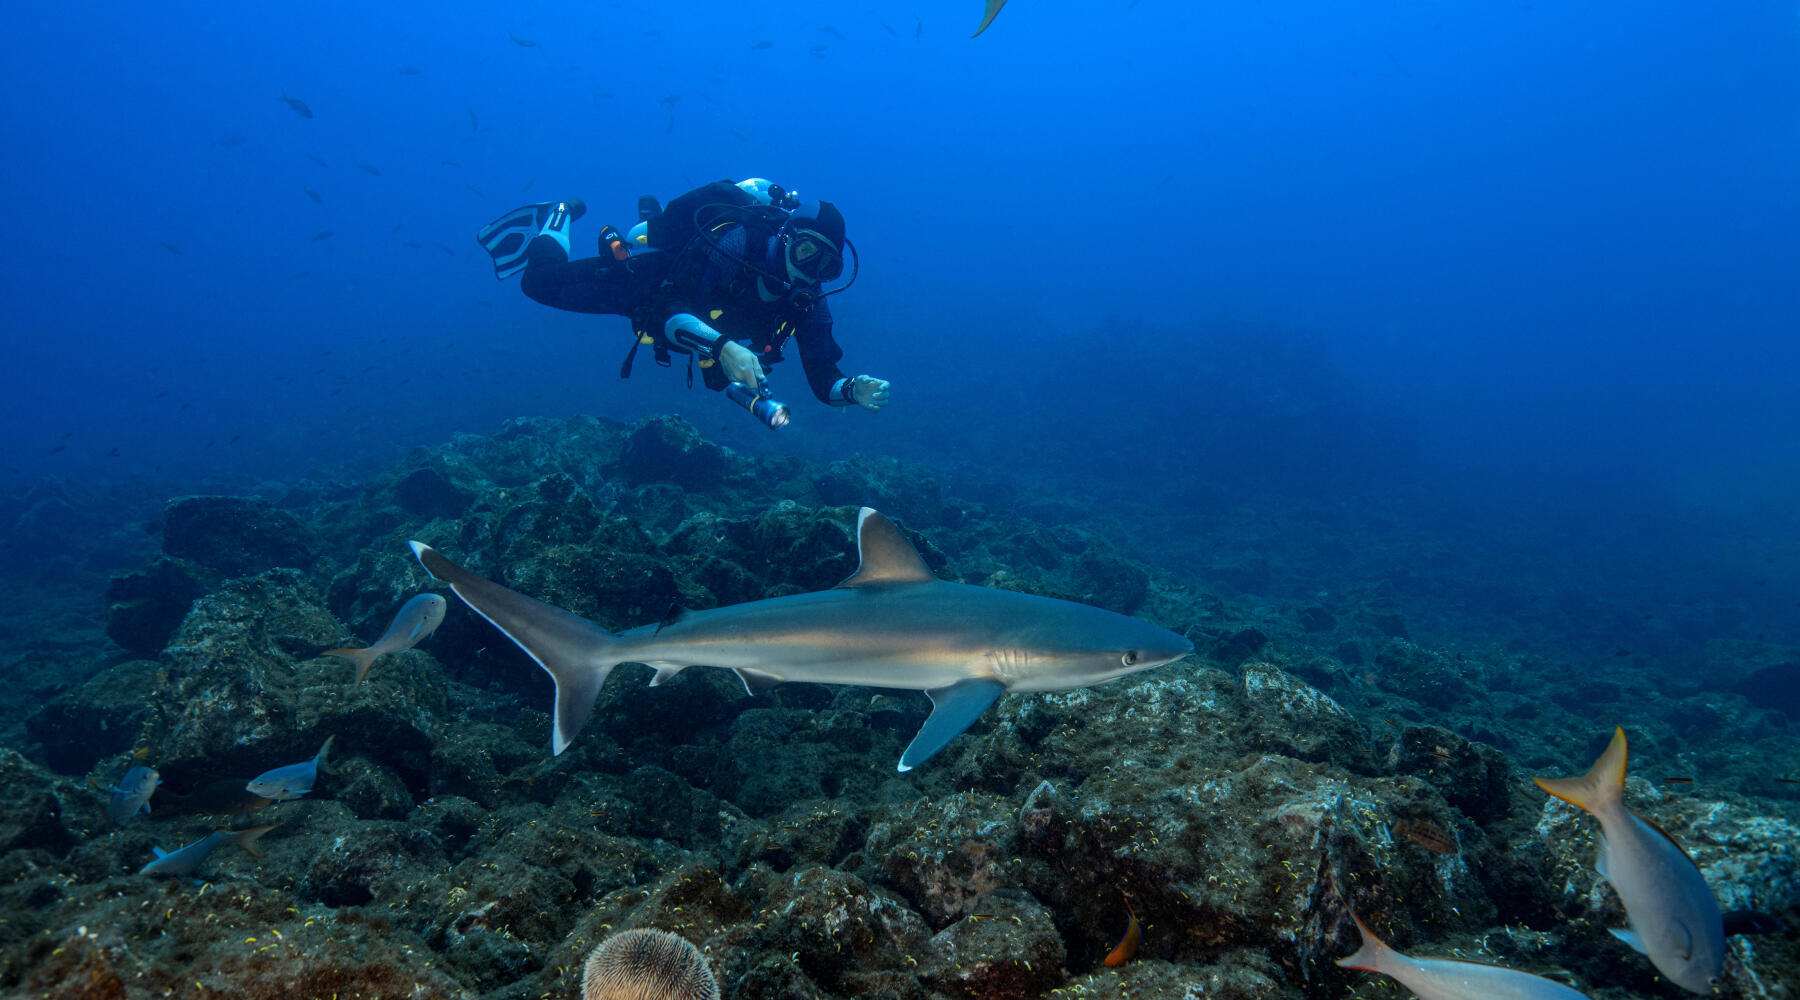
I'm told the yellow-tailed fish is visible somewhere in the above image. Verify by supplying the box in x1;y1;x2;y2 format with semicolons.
1337;910;1592;999
973;0;1009;37
325;593;447;685
1533;727;1724;994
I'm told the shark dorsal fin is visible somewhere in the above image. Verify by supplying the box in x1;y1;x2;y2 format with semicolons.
654;603;691;634
838;508;935;588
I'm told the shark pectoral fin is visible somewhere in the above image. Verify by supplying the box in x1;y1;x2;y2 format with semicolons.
151;847;169;859
1610;927;1649;955
734;668;783;695
973;0;1008;36
409;541;621;756
648;664;685;687
898;679;1006;772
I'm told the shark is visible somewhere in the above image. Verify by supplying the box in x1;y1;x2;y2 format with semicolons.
410;507;1192;770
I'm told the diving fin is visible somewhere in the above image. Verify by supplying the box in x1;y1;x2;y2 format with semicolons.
476;198;586;279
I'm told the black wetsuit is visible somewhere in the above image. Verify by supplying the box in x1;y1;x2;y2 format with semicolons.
520;226;856;406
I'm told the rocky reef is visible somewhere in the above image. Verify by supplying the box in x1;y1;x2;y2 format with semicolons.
1;413;1796;999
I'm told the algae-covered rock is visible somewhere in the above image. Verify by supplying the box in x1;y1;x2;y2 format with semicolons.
24;659;160;773
161;495;318;577
919;889;1065;999
13;411;1800;1000
615;415;748;491
1238;661;1370;765
103;556;205;656
0;749;75;857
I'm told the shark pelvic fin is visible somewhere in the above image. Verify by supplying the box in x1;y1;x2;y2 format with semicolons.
734;667;783;695
838;508;935;588
899;678;1005;772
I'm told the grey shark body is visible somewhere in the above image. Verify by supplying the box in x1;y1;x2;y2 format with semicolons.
411;507;1192;770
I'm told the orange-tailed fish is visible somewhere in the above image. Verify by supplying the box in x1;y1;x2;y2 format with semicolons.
325;593;446;685
1337;909;1592;999
1533;728;1724;993
139;824;277;878
1103;898;1140;967
973;0;1008;37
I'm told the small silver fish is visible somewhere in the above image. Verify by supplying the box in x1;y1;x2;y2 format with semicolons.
325;593;447;685
140;824;276;878
246;736;334;801
107;765;160;824
1338;910;1593;999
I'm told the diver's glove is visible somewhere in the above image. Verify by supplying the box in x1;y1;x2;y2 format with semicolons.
848;375;890;412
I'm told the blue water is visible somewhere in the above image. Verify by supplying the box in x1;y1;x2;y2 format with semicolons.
3;1;1798;647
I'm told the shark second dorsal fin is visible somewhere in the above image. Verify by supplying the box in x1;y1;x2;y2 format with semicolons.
838;508;935;588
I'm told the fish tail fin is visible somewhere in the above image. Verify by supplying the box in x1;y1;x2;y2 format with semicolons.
1335;910;1397;974
323;646;380;685
1532;726;1628;816
409;541;623;755
227;823;280;859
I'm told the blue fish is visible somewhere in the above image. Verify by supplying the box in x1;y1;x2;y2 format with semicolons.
139;825;277;878
107;765;160;824
245;735;333;801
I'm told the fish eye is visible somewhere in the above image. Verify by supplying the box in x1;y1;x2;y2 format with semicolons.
1122;651;1139;667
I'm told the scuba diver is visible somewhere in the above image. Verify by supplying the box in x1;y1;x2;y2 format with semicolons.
476;178;890;429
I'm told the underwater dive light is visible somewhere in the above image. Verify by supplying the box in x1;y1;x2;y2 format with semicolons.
725;380;790;430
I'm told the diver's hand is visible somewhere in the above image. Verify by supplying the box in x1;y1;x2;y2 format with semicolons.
719;340;765;390
851;375;890;411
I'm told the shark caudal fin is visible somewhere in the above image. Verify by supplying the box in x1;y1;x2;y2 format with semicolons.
409;542;618;754
323;645;380;685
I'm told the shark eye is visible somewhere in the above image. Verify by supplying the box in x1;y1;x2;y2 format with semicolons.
1122;651;1139;667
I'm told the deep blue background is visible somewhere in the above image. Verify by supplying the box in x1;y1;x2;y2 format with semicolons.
4;1;1797;649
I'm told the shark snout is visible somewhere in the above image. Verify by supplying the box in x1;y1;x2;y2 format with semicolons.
1127;622;1193;670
